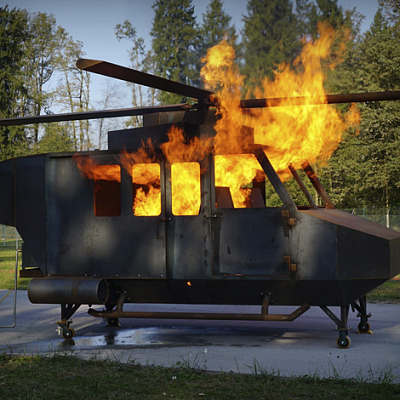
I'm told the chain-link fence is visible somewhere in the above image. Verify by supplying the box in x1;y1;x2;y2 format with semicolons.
342;208;400;231
1;225;22;248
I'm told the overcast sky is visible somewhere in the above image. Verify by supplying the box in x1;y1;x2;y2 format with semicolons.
4;0;382;107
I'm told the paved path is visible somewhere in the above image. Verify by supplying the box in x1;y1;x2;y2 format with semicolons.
1;290;399;381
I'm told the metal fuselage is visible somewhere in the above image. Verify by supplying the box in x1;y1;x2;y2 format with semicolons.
1;109;400;310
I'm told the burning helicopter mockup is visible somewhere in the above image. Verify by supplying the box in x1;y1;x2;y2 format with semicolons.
1;36;400;349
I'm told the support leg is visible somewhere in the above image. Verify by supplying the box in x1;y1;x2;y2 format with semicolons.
57;304;81;339
320;305;351;349
106;292;126;327
352;295;372;334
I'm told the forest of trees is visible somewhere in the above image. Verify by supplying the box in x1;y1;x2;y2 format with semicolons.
0;0;399;210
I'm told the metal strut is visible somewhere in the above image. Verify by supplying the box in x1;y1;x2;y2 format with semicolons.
88;293;310;322
56;304;81;340
320;305;352;349
0;250;21;329
352;295;372;334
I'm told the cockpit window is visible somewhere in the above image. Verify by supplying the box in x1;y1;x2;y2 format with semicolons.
171;162;201;216
132;163;161;216
94;165;121;217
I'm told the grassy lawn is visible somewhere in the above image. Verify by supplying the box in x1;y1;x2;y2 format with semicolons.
0;354;399;399
0;240;30;291
368;279;400;303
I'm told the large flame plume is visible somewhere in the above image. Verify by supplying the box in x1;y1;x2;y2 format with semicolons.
201;24;360;183
76;24;360;215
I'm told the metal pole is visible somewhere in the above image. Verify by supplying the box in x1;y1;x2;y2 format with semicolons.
2;225;5;247
0;250;20;328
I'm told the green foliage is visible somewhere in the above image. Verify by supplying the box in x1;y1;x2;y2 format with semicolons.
22;12;61;143
33;123;74;154
321;9;400;208
241;0;300;92
0;6;30;161
151;0;200;104
199;0;236;59
115;19;155;127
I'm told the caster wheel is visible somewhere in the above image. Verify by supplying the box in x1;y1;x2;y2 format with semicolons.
337;335;351;349
357;321;372;334
62;327;75;340
107;317;120;327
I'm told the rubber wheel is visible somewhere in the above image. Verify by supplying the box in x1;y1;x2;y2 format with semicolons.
62;327;75;340
336;335;351;349
107;317;120;327
357;321;371;333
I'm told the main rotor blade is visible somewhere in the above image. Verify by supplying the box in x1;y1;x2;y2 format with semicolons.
77;59;213;101
240;90;400;108
0;104;191;126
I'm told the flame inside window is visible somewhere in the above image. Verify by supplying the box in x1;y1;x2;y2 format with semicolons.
171;162;201;216
132;163;161;216
214;154;266;209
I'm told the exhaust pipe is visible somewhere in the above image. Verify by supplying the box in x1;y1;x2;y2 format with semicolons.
28;277;109;305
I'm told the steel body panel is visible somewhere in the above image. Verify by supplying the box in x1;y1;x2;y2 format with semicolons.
165;163;212;280
166;216;211;279
298;208;400;280
290;211;338;280
212;208;290;276
46;155;92;275
46;154;167;278
108;121;202;151
143;110;216;128
0;159;14;226
15;155;47;271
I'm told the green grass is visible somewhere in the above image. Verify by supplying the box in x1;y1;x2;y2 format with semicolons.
368;279;400;303
0;240;30;291
0;354;399;399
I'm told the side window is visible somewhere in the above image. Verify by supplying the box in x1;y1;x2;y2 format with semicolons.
171;162;201;216
94;165;121;217
214;154;273;209
132;163;161;216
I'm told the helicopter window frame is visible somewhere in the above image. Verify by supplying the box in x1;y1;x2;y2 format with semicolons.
171;161;201;216
213;154;282;210
131;162;162;217
93;164;121;217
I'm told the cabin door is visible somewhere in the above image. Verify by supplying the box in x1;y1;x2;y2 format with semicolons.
211;154;290;277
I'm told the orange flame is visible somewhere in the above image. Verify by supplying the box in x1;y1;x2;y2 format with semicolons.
161;125;210;215
160;125;212;165
215;154;263;208
132;163;161;216
74;156;121;182
201;24;360;181
171;162;201;215
120;146;162;216
75;24;361;215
